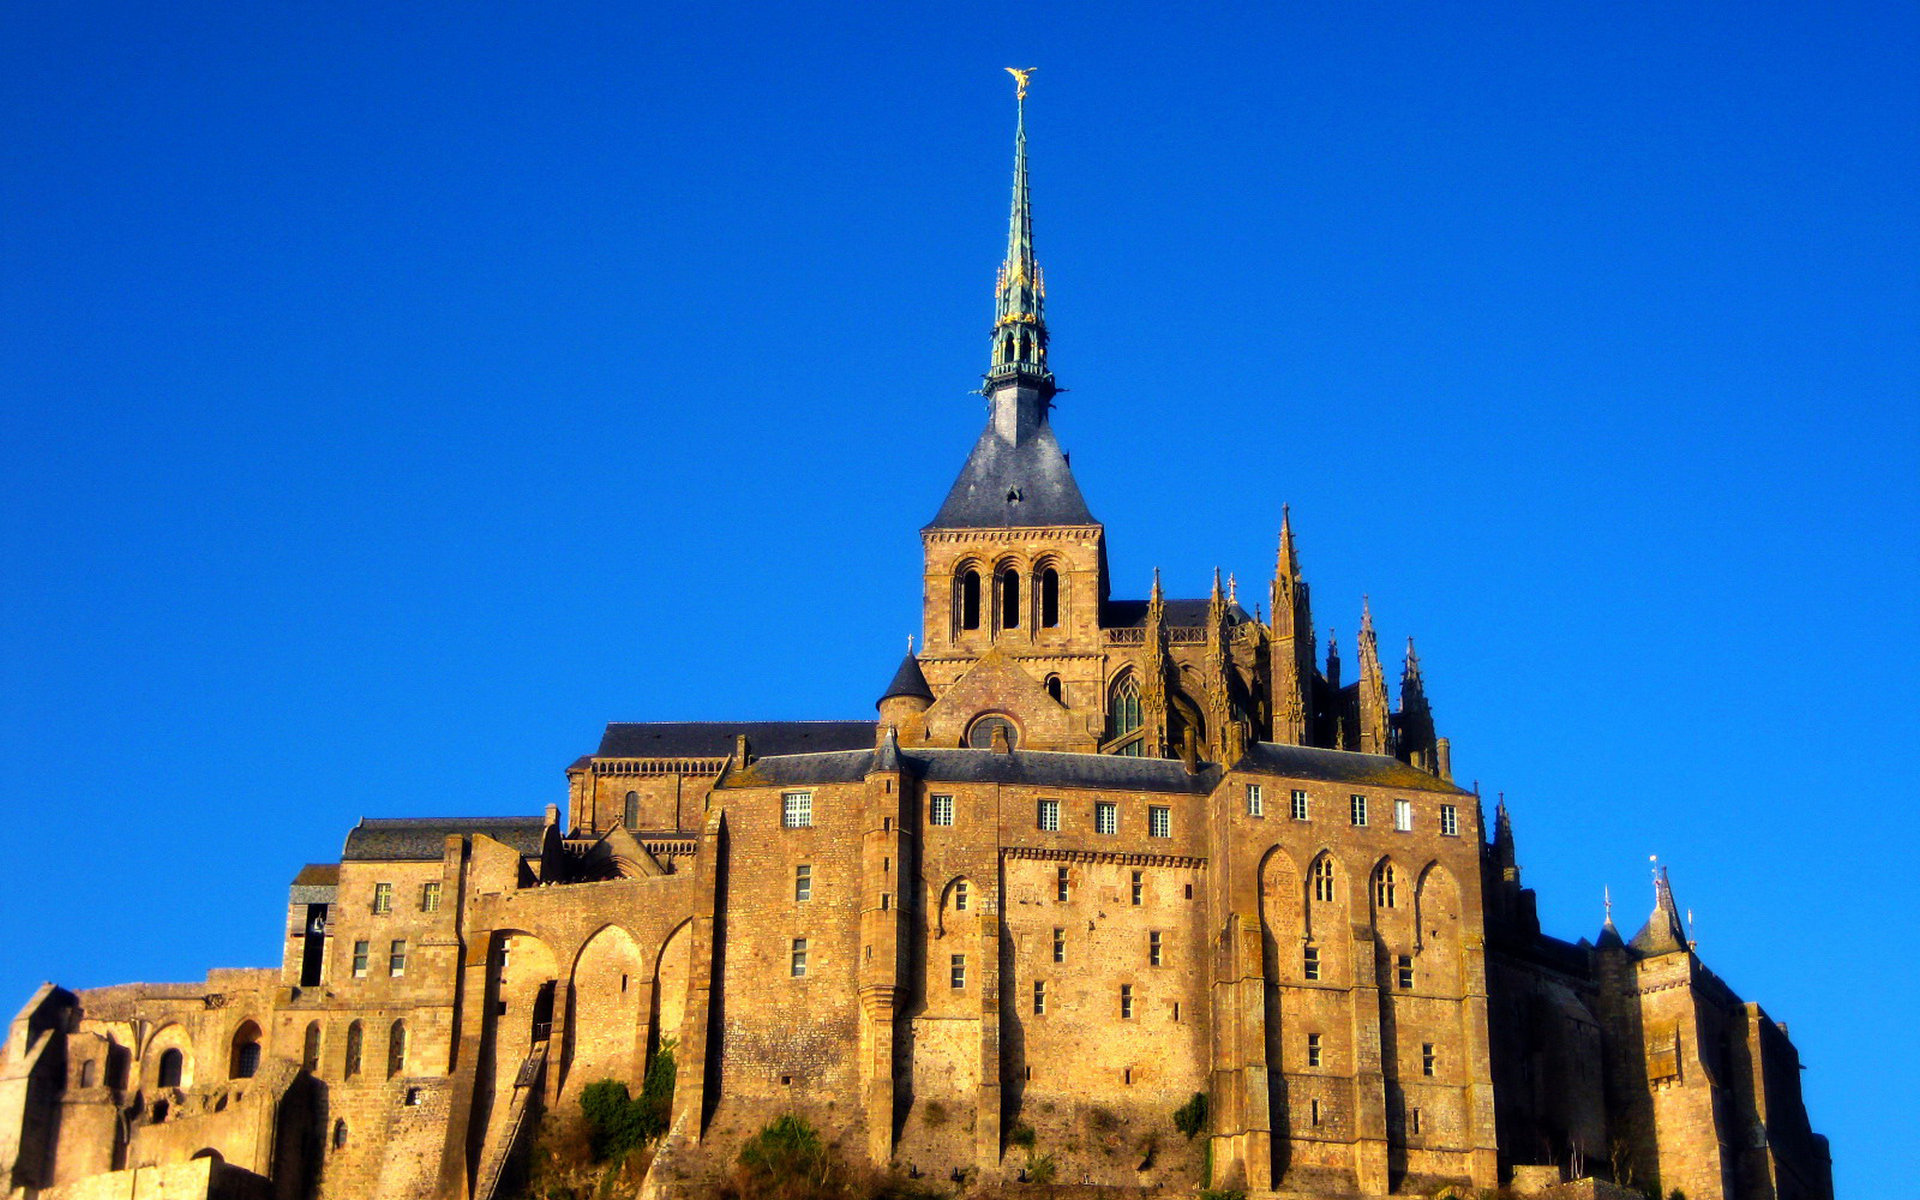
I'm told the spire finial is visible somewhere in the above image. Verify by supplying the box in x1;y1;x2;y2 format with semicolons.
1228;572;1238;606
986;68;1052;396
908;634;915;653
1604;885;1614;921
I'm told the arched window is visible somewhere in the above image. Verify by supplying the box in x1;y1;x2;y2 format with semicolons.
958;569;982;631
302;1023;321;1073
1045;675;1064;703
999;568;1021;629
343;1021;363;1078
624;790;639;828
1039;567;1060;628
229;1020;262;1080
1106;674;1143;753
332;1119;348;1150
387;1020;407;1079
967;715;1017;749
1374;864;1397;909
157;1048;184;1089
1311;857;1337;903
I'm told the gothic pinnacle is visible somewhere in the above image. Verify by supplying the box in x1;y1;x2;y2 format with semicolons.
986;68;1052;395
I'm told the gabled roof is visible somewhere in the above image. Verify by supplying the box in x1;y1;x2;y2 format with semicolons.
925;420;1095;530
598;721;877;759
1233;741;1470;794
719;746;1219;794
342;816;547;862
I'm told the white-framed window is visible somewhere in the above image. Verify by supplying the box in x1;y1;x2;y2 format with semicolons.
1440;804;1459;837
1307;1032;1322;1068
1037;798;1059;832
372;883;393;914
794;864;812;902
388;939;407;978
790;938;808;978
351;939;369;978
1394;798;1413;832
1148;806;1171;838
1119;984;1134;1019
1350;794;1369;827
953;881;969;911
420;882;441;913
782;791;813;829
1303;944;1320;980
1052;927;1065;962
1033;979;1046;1014
950;954;966;990
1149;930;1163;966
930;794;954;826
1095;801;1118;835
1247;784;1264;817
1291;789;1310;821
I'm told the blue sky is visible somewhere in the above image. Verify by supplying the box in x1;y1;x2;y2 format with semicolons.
2;2;1914;1190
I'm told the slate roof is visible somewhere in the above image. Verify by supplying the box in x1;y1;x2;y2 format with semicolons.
878;654;935;704
1101;598;1253;628
926;421;1096;529
291;863;339;887
1232;741;1472;794
342;816;548;862
598;721;877;759
720;746;1220;793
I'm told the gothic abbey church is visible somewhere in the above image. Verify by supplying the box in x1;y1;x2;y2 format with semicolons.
0;86;1829;1200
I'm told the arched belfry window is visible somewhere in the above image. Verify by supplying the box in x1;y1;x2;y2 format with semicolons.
387;1020;407;1079
999;568;1021;630
1106;674;1143;756
1045;675;1064;703
1039;567;1060;628
958;568;982;631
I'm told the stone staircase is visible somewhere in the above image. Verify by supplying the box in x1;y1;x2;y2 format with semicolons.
472;1041;548;1200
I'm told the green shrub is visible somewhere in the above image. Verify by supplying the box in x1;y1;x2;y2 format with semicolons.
737;1114;831;1195
1173;1091;1209;1140
1008;1122;1036;1150
577;1043;676;1162
1200;1189;1246;1200
1027;1153;1057;1186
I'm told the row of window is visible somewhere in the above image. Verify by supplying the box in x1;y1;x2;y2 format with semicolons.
300;1018;408;1080
1311;858;1427;911
1247;785;1459;837
370;882;442;915
1303;1032;1439;1077
350;939;409;978
955;564;1063;632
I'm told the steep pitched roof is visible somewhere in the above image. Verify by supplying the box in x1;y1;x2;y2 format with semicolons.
598;721;877;759
878;654;934;704
342;817;547;862
926;419;1095;530
1630;868;1691;955
1233;741;1470;794
719;746;1219;793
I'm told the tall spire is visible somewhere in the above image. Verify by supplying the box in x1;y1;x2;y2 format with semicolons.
987;68;1053;398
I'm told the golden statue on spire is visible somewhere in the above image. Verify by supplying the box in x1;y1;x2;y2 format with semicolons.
1005;67;1036;100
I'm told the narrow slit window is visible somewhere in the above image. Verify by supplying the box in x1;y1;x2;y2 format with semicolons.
1056;867;1070;902
624;790;639;827
1307;1033;1322;1068
1422;1043;1436;1077
1411;1107;1422;1135
1303;944;1320;981
1397;954;1414;989
1130;870;1144;905
1148;930;1163;966
790;938;808;978
953;880;969;911
1052;927;1065;963
950;954;966;990
1310;1098;1322;1126
1119;984;1134;1019
1033;980;1046;1014
999;569;1020;629
795;864;812;902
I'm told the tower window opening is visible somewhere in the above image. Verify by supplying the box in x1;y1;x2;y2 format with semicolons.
302;1023;321;1073
1039;567;1060;627
999;569;1020;629
624;790;639;828
1440;804;1459;837
931;794;955;826
1247;784;1263;817
959;569;982;630
1045;675;1064;703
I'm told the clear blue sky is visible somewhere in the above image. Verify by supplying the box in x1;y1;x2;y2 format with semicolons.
2;2;1913;1190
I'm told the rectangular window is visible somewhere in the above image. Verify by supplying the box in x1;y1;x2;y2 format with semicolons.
352;939;369;978
420;882;441;913
1440;804;1459;837
1149;931;1163;966
930;794;954;826
1033;979;1046;1014
795;864;812;902
1095;801;1117;835
1056;866;1070;902
372;883;393;914
1349;794;1369;827
1307;1033;1323;1068
1246;784;1264;817
1291;789;1310;821
1120;984;1133;1019
790;938;808;978
1037;798;1060;832
1148;806;1170;838
1303;944;1320;981
1410;1107;1422;1135
1310;1098;1322;1126
1422;1043;1436;1077
782;792;812;829
388;939;407;977
953;881;969;911
1394;798;1413;832
1397;954;1414;990
1052;927;1065;963
1130;870;1144;905
950;954;966;990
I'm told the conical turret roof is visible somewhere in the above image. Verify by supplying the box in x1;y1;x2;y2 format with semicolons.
877;652;934;705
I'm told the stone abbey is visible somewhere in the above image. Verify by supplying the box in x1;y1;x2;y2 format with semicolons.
0;84;1829;1200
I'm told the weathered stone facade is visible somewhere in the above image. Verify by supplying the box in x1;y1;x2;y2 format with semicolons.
1;87;1828;1200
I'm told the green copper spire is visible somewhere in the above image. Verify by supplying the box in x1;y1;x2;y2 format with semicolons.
987;68;1053;397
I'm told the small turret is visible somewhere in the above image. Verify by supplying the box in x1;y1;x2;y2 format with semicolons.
1357;599;1391;755
1631;865;1691;956
877;646;935;736
1269;507;1315;745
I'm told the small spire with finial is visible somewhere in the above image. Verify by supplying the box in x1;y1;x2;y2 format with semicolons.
987;68;1051;392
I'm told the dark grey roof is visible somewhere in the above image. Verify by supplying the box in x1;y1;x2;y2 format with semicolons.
1101;598;1253;628
343;817;547;862
721;746;1219;794
878;654;934;705
598;721;877;759
1233;741;1471;794
926;420;1096;529
291;863;339;887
